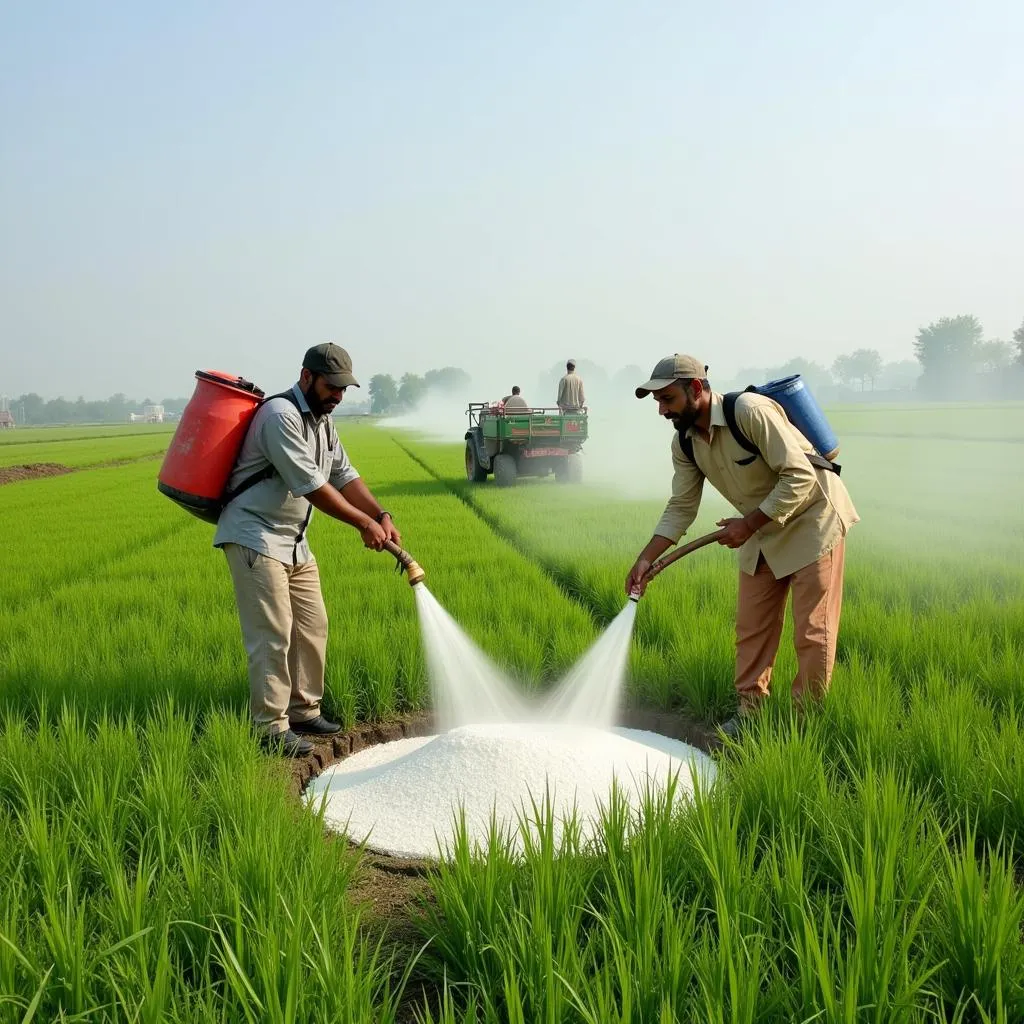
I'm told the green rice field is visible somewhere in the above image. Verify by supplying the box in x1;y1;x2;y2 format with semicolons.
1;404;1023;1022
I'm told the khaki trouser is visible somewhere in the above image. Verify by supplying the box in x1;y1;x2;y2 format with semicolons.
734;539;846;712
223;543;328;735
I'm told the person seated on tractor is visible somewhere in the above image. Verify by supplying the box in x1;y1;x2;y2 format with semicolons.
503;386;529;411
557;360;586;412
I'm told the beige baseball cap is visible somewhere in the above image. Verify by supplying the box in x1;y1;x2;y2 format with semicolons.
634;354;708;398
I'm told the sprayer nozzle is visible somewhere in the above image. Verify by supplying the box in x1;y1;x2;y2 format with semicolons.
628;588;641;603
382;540;425;586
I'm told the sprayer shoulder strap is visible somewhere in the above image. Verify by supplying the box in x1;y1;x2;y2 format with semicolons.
722;388;840;475
678;389;757;468
223;390;309;503
677;434;696;465
722;390;761;458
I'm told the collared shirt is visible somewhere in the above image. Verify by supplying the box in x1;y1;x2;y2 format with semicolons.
557;372;586;410
213;383;361;565
503;395;530;410
655;391;859;577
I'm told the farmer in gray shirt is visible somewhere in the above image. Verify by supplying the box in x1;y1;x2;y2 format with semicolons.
214;343;398;757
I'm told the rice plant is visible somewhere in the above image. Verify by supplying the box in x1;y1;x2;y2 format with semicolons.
2;410;1024;1019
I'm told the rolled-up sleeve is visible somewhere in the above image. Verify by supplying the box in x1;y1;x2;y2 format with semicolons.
258;409;326;497
654;435;705;542
328;427;361;490
737;399;817;526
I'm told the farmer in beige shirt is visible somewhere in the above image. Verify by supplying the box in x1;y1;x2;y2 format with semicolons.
557;360;586;411
625;354;858;737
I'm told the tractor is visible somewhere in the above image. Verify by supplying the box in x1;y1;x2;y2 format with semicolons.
464;402;588;487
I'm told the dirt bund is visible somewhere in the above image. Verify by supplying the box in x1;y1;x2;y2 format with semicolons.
0;453;164;487
0;463;74;486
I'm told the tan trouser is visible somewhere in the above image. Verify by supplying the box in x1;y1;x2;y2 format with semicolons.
223;544;328;735
734;539;846;712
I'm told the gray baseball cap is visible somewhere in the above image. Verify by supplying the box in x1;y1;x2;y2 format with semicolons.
635;354;707;398
303;343;360;388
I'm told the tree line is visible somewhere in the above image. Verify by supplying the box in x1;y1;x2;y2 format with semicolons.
3;366;473;426
911;315;1023;397
5;315;1023;426
534;315;1024;407
367;367;471;414
2;392;192;427
725;313;1024;400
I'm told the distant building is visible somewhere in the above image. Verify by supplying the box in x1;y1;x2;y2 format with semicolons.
130;406;165;424
0;410;14;429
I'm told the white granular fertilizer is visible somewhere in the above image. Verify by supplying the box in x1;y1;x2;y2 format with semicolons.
305;723;716;859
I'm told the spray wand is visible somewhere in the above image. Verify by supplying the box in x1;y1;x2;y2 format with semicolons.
628;527;727;601
383;539;426;587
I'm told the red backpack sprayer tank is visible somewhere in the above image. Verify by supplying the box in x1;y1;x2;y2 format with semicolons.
157;369;425;586
158;371;266;523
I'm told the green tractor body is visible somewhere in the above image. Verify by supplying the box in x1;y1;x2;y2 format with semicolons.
465;402;587;486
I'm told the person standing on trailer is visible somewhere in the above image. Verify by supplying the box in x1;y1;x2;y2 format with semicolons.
625;354;859;738
557;360;586;412
214;343;400;757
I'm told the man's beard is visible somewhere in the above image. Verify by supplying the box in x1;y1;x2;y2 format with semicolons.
668;400;698;436
306;390;337;418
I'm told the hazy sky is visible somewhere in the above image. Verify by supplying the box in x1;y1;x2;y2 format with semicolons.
2;1;1021;401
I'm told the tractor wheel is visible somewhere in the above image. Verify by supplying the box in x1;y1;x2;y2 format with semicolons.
566;454;583;484
493;454;518;488
465;441;487;482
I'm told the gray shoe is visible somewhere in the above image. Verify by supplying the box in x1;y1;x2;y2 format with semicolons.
260;729;314;758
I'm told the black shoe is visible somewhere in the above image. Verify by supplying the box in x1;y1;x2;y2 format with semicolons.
289;715;342;737
260;729;314;758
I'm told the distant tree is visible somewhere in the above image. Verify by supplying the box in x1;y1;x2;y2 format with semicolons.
368;374;398;414
975;339;1015;373
16;393;45;425
397;373;427;409
423;367;472;394
47;397;73;423
1015;318;1024;365
73;396;107;422
877;360;920;391
842;349;883;390
831;354;856;389
914;315;982;371
913;314;983;396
